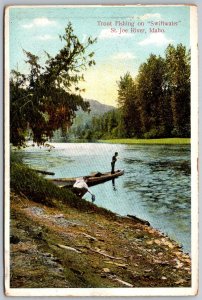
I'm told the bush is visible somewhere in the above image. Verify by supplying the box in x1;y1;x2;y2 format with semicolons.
10;151;24;164
143;129;158;139
143;126;167;139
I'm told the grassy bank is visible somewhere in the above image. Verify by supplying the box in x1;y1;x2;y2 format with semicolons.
99;138;190;145
10;161;115;218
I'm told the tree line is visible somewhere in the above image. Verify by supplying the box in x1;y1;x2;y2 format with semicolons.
74;43;190;141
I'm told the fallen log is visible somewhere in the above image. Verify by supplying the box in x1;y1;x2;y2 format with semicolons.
127;214;150;226
33;169;55;175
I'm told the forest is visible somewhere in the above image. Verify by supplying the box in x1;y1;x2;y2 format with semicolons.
72;44;190;141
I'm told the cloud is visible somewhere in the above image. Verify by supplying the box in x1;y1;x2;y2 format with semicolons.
99;29;132;39
22;23;34;29
138;13;161;21
138;33;173;46
36;34;56;41
112;52;136;60
22;17;57;29
131;13;161;21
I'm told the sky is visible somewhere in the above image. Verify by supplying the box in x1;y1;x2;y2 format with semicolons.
9;6;190;106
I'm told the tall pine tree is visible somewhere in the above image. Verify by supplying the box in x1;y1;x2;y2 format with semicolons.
165;44;191;137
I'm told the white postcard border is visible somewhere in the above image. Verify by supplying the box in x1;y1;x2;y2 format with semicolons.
4;4;198;297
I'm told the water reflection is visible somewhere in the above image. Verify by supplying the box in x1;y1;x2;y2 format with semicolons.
112;178;117;191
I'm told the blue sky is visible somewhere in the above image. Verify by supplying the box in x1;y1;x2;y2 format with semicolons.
9;6;190;106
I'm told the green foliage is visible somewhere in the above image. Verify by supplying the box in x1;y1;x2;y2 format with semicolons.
10;150;24;164
10;22;96;146
58;43;190;141
165;44;190;137
143;127;166;139
117;73;142;138
115;44;190;139
72;109;125;141
137;54;168;135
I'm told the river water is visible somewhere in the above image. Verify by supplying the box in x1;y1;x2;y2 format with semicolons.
15;142;191;253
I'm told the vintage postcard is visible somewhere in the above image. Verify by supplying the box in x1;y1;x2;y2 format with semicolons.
4;4;198;297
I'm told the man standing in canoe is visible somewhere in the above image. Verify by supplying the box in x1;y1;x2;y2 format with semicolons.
111;152;118;174
73;177;95;202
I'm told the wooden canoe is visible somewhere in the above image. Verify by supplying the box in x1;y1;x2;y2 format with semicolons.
50;170;124;188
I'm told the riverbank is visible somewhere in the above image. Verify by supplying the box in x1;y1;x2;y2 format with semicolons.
8;160;191;290
99;138;190;144
9;167;191;289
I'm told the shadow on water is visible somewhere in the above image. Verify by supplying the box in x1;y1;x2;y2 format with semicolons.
148;160;191;176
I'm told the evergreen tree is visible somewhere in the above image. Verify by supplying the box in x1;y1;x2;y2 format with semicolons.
165;44;191;137
117;73;141;137
136;54;166;138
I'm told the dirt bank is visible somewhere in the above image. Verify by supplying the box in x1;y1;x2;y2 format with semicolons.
10;192;191;288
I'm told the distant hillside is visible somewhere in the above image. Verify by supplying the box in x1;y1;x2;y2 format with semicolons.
71;99;116;127
52;99;116;142
86;99;115;116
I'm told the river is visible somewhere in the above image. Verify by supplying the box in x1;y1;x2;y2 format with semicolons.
15;142;191;253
